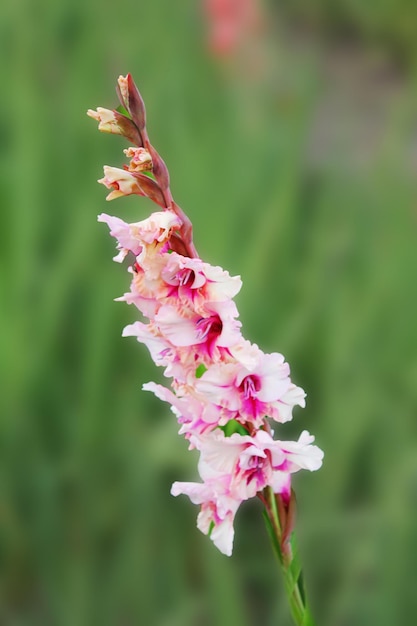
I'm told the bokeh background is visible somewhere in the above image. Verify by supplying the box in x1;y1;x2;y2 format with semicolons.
1;1;417;624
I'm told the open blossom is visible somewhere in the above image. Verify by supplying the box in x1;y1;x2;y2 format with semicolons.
193;430;277;500
195;429;323;495
98;213;143;262
161;252;242;313
92;76;323;558
154;300;242;356
99;208;321;553
117;257;170;318
123;321;182;371
172;429;322;555
143;381;222;436
195;350;305;426
122;320;198;383
171;478;240;556
98;210;182;263
132;210;182;245
99;208;320;554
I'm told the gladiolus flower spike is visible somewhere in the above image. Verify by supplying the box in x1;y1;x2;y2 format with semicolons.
89;74;323;626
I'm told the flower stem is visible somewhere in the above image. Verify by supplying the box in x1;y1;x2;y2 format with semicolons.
261;487;317;626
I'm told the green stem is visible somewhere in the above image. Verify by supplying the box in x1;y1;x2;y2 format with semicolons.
261;487;316;626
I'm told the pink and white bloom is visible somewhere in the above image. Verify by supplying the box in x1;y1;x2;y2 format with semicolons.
195;351;305;426
143;381;222;436
98;211;182;263
171;477;241;556
92;75;324;559
170;427;323;556
122;321;175;368
161;253;242;314
154;300;242;359
123;320;204;383
132;210;181;245
192;428;323;501
98;213;143;262
120;251;243;323
118;269;165;319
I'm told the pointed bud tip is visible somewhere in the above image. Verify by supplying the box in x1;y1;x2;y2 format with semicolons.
87;108;99;120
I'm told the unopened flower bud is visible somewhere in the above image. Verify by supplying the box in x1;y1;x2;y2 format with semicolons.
87;107;118;131
124;147;152;172
87;107;142;146
117;75;129;109
98;165;167;207
147;144;170;191
98;166;142;201
117;74;146;132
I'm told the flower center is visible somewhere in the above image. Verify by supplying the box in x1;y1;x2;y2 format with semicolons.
178;268;195;287
239;375;261;400
196;315;223;341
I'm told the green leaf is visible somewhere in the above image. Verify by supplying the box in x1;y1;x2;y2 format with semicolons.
220;419;249;437
195;364;207;379
116;104;130;117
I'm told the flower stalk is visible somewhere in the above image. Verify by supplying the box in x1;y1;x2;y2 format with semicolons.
261;487;316;625
88;73;322;626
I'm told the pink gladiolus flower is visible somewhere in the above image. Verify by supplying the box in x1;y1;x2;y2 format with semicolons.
91;75;323;562
171;428;323;555
98;210;182;262
143;381;222;436
122;320;192;382
170;429;322;553
195;351;305;426
97;213;143;262
193;429;323;500
122;321;174;367
171;477;240;556
161;253;242;313
154;300;242;357
132;210;182;245
117;261;168;318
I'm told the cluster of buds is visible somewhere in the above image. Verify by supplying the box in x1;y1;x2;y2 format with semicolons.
89;75;323;556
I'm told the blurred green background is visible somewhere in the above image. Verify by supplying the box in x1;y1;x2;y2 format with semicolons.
1;1;417;624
